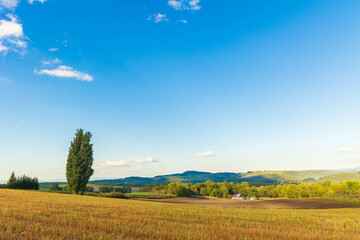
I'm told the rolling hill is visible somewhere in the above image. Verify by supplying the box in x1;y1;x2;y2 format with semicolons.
90;169;360;185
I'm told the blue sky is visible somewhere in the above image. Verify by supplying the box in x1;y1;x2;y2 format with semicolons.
1;0;360;181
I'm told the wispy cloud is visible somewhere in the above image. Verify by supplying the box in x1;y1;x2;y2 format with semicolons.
1;0;47;9
0;14;27;55
41;57;61;65
340;147;360;152
34;65;93;82
177;19;188;23
189;0;201;10
0;42;7;52
95;157;158;169
168;0;201;11
148;13;168;23
49;47;58;52
196;151;215;158
168;0;183;10
28;0;47;4
0;0;20;10
0;76;12;82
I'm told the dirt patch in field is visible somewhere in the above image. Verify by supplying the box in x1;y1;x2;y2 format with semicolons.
136;197;360;209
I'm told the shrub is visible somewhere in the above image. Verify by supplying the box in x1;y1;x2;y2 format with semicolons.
50;184;63;191
102;192;129;199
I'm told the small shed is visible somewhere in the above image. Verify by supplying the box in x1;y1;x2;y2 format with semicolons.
231;194;243;200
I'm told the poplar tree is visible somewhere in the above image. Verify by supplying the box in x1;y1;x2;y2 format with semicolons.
66;129;94;194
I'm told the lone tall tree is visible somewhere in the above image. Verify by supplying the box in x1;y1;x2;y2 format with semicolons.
66;129;94;194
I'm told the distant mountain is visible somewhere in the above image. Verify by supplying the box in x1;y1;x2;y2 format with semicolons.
91;171;244;185
90;168;360;185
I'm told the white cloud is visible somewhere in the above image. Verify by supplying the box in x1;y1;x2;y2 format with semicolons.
9;38;26;47
0;14;26;54
28;0;47;3
95;157;158;169
196;151;215;158
168;0;183;10
340;147;360;152
0;42;8;52
0;14;23;38
0;0;20;10
0;0;48;55
41;57;61;65
189;0;201;10
148;13;168;23
34;65;93;82
168;0;201;11
49;47;58;52
177;19;188;23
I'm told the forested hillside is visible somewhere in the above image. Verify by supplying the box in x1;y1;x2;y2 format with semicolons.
91;169;360;185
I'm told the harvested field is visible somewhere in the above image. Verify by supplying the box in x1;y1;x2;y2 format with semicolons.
137;197;360;209
2;190;360;239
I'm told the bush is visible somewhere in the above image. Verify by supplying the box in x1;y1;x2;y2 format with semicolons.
50;184;63;191
99;185;131;193
102;192;129;199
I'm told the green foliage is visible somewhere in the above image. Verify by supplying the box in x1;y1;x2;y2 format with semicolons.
66;129;94;195
140;183;167;192
50;183;63;191
99;185;131;193
301;178;315;183
167;182;193;197
6;172;39;190
152;180;360;199
101;192;129;199
99;186;114;193
6;172;16;189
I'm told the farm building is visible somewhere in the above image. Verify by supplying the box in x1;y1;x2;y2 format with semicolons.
231;194;257;200
231;194;243;200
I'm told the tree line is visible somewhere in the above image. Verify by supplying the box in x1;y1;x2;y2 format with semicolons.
6;172;39;190
99;184;132;193
146;180;360;198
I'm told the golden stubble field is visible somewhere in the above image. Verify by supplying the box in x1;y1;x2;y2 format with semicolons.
1;190;360;240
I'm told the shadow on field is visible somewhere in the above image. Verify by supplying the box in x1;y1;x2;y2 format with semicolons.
135;197;360;209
